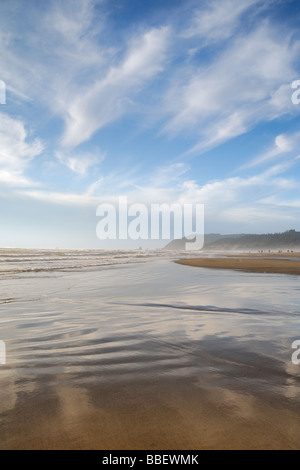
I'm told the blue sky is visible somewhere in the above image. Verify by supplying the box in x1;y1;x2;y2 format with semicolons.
1;0;300;248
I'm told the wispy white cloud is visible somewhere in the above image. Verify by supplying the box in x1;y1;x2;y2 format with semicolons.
0;0;171;162
164;23;300;153
148;162;190;187
18;157;298;212
183;0;262;42
18;189;100;206
220;205;297;228
56;148;105;175
1;0;298;163
61;26;170;148
176;166;296;206
0;112;43;187
174;164;300;231
0;171;37;188
242;131;300;169
0;0;107;105
260;197;300;208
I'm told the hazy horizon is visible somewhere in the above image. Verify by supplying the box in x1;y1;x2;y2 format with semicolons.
0;228;299;251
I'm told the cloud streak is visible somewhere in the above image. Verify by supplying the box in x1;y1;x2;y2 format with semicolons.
183;0;262;42
242;131;300;169
164;22;300;153
61;26;170;148
0;112;43;187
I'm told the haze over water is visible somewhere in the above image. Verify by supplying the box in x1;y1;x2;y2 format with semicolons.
1;250;300;449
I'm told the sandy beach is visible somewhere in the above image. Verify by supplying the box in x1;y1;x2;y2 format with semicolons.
175;255;300;275
1;251;300;449
2;375;300;450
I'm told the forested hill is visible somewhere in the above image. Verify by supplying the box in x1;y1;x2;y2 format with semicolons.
164;230;300;251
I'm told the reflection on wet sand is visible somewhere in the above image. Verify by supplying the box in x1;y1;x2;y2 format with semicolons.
1;256;300;449
2;375;300;450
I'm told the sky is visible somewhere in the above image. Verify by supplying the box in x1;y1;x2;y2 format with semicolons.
1;0;300;248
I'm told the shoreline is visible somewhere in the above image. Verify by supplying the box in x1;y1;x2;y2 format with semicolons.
226;251;300;258
175;256;300;275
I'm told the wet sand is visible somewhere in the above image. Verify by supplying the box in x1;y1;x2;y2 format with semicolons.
2;377;300;450
175;257;300;275
1;255;300;449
